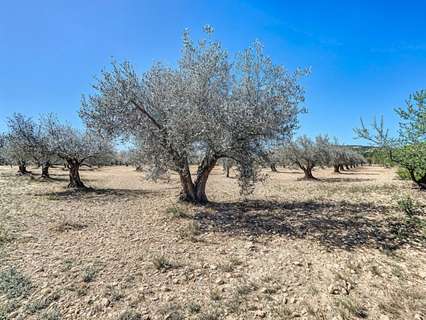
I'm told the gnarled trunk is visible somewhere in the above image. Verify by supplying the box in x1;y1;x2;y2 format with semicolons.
194;155;218;204
178;164;197;203
41;161;50;179
302;167;316;180
409;169;426;190
17;161;30;175
67;160;86;188
270;163;277;172
333;165;340;173
178;154;218;204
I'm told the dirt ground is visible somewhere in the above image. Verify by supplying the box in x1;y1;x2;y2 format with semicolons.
0;165;425;320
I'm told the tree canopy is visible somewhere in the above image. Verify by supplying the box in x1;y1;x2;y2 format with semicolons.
80;28;307;203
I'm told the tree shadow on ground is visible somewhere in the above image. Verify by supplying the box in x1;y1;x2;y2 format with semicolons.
36;187;165;201
274;170;305;175
335;171;380;176
195;200;425;251
320;177;372;183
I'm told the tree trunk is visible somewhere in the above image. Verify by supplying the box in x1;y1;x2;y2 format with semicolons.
194;156;218;204
417;175;426;190
178;164;197;203
270;163;277;172
41;161;50;179
226;166;230;178
333;165;340;173
339;164;345;171
409;169;426;190
302;167;317;180
17;161;29;175
67;160;86;188
178;154;218;204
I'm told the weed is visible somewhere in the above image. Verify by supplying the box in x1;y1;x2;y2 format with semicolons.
104;285;124;302
118;309;142;320
197;308;222;320
210;288;222;301
158;303;184;320
335;297;368;319
82;266;97;283
271;304;292;319
38;308;61;320
27;291;60;314
235;280;257;296
179;221;201;241
397;195;420;217
187;302;201;314
52;221;87;233
220;257;242;272
0;267;32;298
0;226;13;246
166;206;189;218
152;255;175;271
61;259;74;271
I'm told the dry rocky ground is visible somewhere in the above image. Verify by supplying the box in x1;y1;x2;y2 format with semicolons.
0;165;425;320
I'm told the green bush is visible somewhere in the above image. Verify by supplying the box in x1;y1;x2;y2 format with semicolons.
396;167;411;180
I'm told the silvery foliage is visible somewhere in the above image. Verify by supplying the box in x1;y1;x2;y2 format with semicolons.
283;135;332;170
328;139;365;168
0;133;7;164
80;27;306;195
4;113;55;166
43;115;113;165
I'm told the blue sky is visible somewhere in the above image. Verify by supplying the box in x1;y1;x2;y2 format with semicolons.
1;0;425;144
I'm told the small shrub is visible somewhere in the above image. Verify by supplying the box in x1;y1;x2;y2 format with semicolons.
236;281;257;296
152;255;175;271
82;266;97;283
187;302;201;314
220;257;242;273
158;304;184;320
179;221;201;241
61;259;74;272
272;304;292;319
0;308;7;320
104;285;124;302
39;308;61;320
397;195;420;217
118;309;142;320
52;221;87;233
0;267;32;298
197;308;222;320
27;291;60;314
335;298;368;319
210;288;222;301
0;226;13;246
166;206;188;218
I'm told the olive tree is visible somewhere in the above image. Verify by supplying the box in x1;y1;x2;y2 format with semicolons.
283;135;331;180
355;90;426;189
0;134;5;165
4;113;58;178
80;28;306;203
330;145;366;173
44;116;114;188
220;158;235;178
2;114;41;175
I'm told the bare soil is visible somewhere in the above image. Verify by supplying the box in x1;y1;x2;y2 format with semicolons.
0;165;425;320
